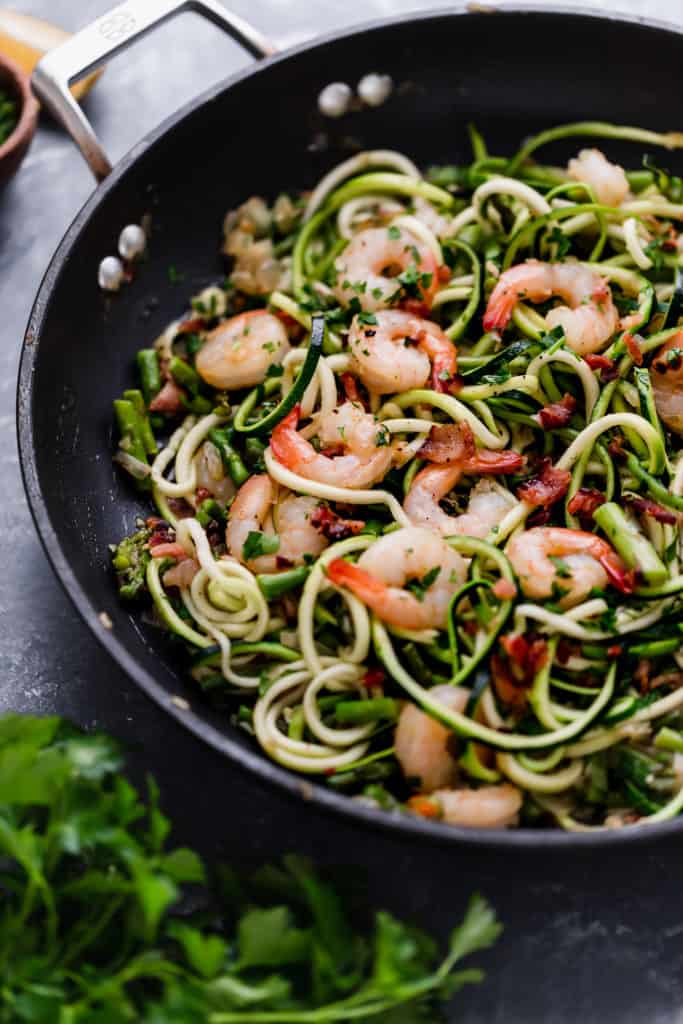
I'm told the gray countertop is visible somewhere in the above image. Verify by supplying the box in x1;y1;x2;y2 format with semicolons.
3;2;683;1021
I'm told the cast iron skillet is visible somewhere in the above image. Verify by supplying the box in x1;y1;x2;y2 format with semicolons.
18;0;683;847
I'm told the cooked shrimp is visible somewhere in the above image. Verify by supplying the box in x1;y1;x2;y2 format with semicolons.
505;526;631;609
226;474;327;572
395;684;469;792
406;474;518;538
333;226;438;312
195;310;289;389
567;148;630;207
427;784;522;829
326;526;466;629
650;332;683;435
483;260;619;354
348;310;457;394
194;441;235;505
270;403;392;488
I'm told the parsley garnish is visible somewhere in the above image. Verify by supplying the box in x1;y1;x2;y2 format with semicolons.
243;531;280;560
549;555;572;578
407;566;441;602
387;225;401;240
358;312;379;326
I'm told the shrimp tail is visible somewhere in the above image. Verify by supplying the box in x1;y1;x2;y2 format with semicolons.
462;450;525;475
483;284;515;332
598;552;637;594
327;558;386;605
270;404;302;464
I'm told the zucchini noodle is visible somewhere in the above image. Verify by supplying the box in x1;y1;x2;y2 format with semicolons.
111;119;683;833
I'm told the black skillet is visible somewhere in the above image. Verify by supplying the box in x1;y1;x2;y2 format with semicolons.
18;0;683;848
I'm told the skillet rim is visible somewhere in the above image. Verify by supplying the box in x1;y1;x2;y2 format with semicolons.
18;2;683;850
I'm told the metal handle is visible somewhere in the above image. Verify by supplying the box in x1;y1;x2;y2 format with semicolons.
32;0;275;181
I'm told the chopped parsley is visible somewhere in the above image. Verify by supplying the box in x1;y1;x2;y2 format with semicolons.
358;312;379;326
243;531;280;560
407;566;441;602
387;225;402;240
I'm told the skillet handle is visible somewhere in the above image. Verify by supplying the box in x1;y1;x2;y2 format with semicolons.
31;0;275;182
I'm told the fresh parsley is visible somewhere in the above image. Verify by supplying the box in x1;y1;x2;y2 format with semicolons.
243;531;280;560
407;567;441;602
0;715;500;1022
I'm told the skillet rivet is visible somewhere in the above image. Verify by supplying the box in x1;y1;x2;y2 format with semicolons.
357;73;393;107
318;82;352;118
118;223;147;260
98;255;124;292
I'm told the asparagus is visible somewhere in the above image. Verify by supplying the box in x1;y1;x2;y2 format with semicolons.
594;502;668;586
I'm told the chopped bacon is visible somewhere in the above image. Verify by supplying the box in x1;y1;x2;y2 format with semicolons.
585;353;618;382
527;508;551;527
149;379;186;414
167;497;195;520
607;435;627;461
567;487;607;526
491;655;529;712
275;555;294;569
362;668;386;690
150;542;186;559
635;658;652;694
501;633;548;677
175;316;205;335
437;264;452;283
516;459;571;509
145;516;170;530
625;495;677;525
536;393;577;430
607;644;623;660
419;422;476;465
340;372;367;408
622;332;644;366
492;578;517;600
492;633;548;712
147;521;175;547
556;639;575;665
162;557;200;588
195;487;211;504
310;504;366;541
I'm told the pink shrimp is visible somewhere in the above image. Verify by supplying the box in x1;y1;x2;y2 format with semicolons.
348;310;458;394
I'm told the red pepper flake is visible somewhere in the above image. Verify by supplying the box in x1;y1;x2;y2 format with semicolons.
537;393;577;430
407;795;441;819
607;644;623;660
622;332;644;366
310;504;366;541
625;495;677;525
516;458;571;509
585;353;619;382
492;578;517;600
567;487;607;526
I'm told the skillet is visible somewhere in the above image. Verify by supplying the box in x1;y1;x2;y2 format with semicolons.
19;0;683;847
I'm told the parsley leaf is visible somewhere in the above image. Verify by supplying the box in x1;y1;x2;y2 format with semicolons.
407;567;441;602
243;531;280;560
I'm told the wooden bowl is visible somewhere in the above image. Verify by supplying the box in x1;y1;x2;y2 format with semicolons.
0;51;38;185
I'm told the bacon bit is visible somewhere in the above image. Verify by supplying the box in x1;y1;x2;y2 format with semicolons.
400;297;431;317
437;264;451;283
567;488;607;526
463;619;478;636
147;521;175;547
492;578;517;600
145;516;170;530
556;639;575;665
527;508;551;527
167;497;195;520
275;555;294;569
491;654;529;712
149;379;186;414
537;393;577;430
585;353;618;382
493;633;549;712
516;459;571;509
625;495;677;525
195;487;211;504
362;668;386;689
635;658;652;694
324;766;337;777
622;332;644;366
150;542;186;559
340;372;367;409
419;422;476;465
662;227;678;251
407;795;441;819
501;633;548;676
176;316;205;335
607;435;627;461
607;644;623;660
310;504;366;541
163;557;200;588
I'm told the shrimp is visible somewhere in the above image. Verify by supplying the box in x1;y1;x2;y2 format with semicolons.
406;474;518;538
650;332;683;435
226;474;327;572
270;403;393;488
333;226;438;312
567;148;630;207
505;526;632;609
348;310;457;394
483;260;619;355
326;526;466;630
426;784;522;829
195;310;289;390
395;684;469;792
